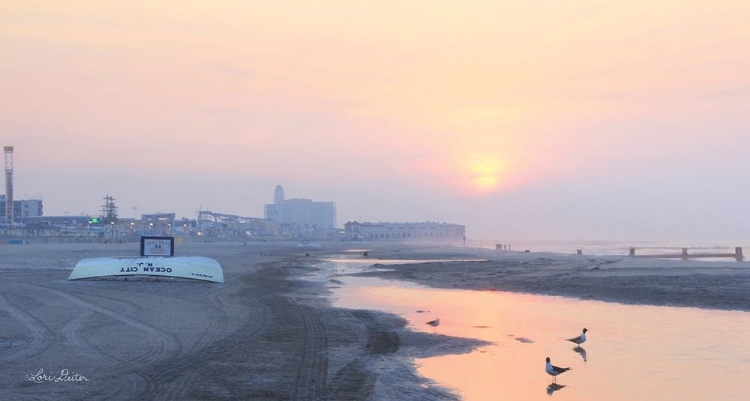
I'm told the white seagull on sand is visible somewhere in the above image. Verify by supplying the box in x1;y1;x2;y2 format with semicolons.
545;357;571;383
566;328;588;347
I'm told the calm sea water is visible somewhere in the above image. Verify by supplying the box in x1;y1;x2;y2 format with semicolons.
313;259;750;401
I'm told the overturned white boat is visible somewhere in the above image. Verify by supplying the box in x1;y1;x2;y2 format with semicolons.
69;256;224;283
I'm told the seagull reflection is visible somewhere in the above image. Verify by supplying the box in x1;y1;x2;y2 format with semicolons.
546;383;566;395
573;346;587;362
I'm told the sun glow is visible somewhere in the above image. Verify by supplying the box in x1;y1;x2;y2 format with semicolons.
467;154;505;193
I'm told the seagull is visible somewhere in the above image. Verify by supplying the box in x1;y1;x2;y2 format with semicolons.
566;328;588;347
545;357;571;383
426;318;440;333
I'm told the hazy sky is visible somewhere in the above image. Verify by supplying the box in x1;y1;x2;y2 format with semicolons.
2;1;749;241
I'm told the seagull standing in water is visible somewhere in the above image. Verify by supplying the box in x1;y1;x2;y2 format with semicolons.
426;318;440;333
545;357;571;383
566;328;588;347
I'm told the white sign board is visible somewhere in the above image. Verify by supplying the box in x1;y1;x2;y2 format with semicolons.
141;236;174;256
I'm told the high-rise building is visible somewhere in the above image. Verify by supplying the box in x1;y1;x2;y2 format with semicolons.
264;185;336;236
0;195;43;221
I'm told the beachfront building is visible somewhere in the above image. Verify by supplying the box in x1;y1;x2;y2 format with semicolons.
24;215;89;228
141;213;176;236
344;221;466;241
20;215;106;238
263;185;337;237
0;195;43;222
197;210;277;238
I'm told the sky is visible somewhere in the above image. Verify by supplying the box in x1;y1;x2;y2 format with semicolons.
2;1;749;242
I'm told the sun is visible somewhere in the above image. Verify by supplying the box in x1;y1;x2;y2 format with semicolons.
473;175;498;190
466;154;505;193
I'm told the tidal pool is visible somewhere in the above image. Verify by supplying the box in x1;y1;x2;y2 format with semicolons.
314;259;750;400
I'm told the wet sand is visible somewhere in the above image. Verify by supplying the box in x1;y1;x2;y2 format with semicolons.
354;244;750;312
2;241;748;400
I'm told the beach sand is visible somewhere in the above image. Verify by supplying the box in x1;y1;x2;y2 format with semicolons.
1;241;748;400
0;241;482;401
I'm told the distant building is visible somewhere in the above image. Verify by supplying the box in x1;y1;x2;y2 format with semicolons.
263;185;337;237
0;195;43;221
344;221;466;241
24;215;90;228
196;210;277;238
141;213;176;236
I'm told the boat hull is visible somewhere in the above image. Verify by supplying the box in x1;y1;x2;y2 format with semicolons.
69;256;224;283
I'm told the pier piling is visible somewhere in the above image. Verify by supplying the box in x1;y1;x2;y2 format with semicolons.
628;246;744;262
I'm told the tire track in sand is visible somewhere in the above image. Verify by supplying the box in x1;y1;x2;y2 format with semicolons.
59;308;148;399
151;284;232;401
61;309;122;366
147;285;271;401
18;283;181;400
293;305;328;401
0;290;55;391
59;290;163;400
